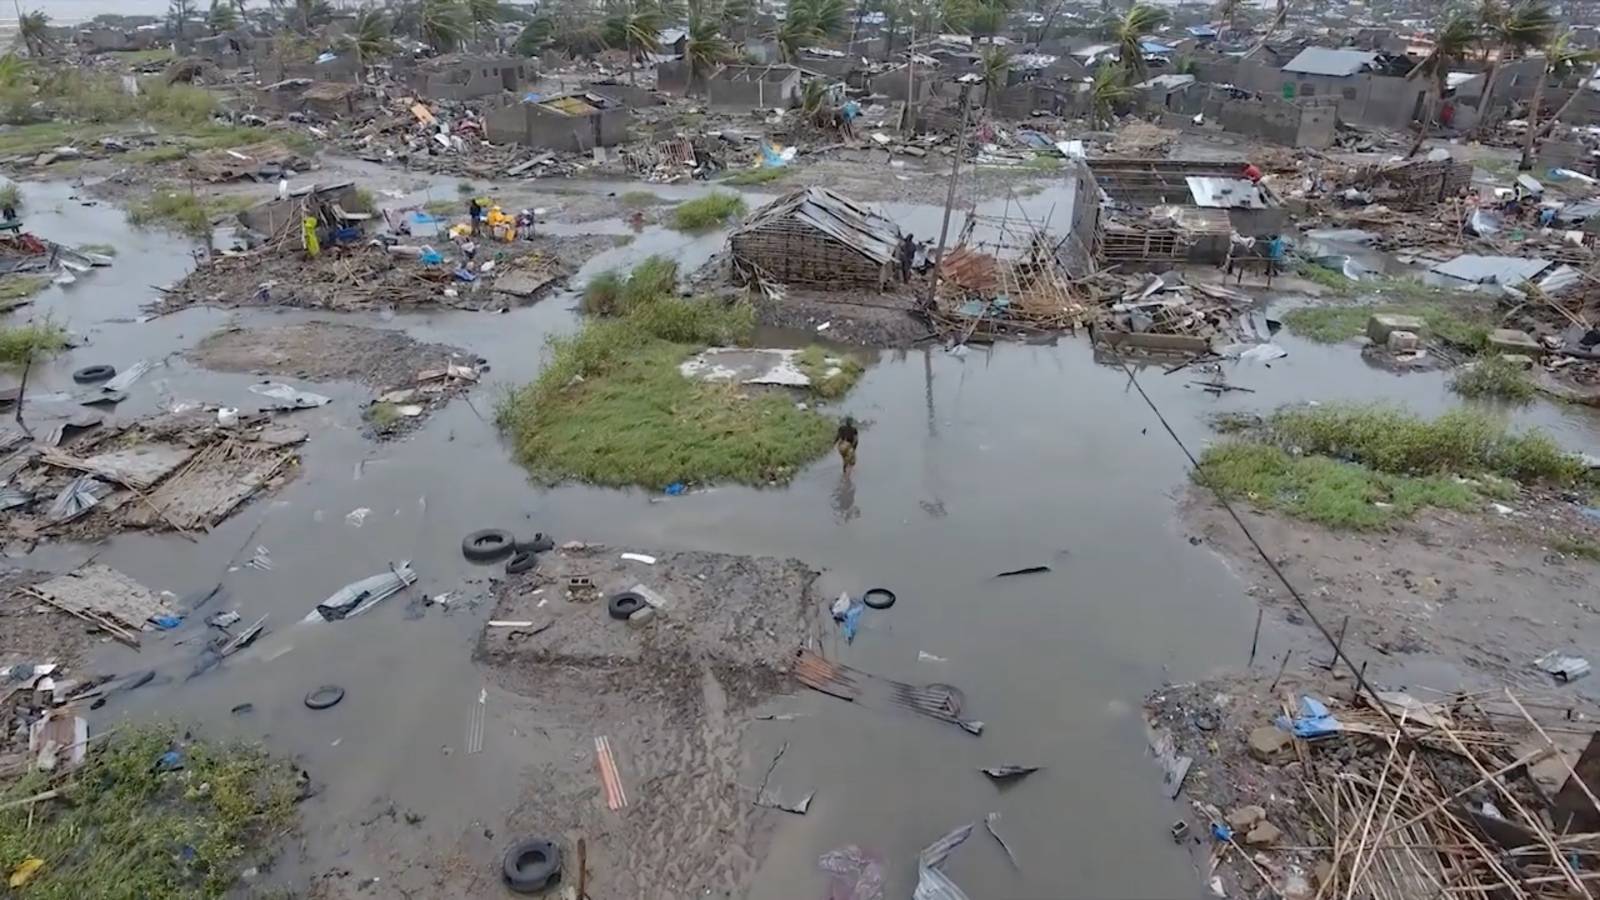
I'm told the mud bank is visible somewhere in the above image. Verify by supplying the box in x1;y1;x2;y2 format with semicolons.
476;545;822;899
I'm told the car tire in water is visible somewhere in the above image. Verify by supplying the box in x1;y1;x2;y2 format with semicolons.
462;529;515;562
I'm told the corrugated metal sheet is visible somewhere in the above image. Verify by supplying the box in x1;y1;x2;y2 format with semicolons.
738;188;901;265
914;823;975;900
1430;254;1553;285
1186;176;1268;209
1282;47;1378;76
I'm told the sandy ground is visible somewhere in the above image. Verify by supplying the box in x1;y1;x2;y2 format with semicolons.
1184;490;1600;690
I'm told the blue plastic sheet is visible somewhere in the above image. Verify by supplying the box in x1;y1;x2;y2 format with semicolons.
840;603;864;643
1276;695;1340;739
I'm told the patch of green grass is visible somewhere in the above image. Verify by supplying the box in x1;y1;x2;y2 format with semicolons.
127;186;252;237
723;166;788;186
1022;155;1063;172
1196;440;1480;529
1451;355;1536;402
619;190;666;207
127;144;189;163
115;47;176;64
499;336;832;489
1280;300;1492;349
1295;261;1357;294
349;188;376;214
0;275;48;306
457;181;477;196
499;281;835;488
0;181;20;210
76;243;117;256
1271;404;1584;484
581;256;679;316
0;320;66;365
797;345;864;399
423;199;457;217
0;724;298;899
672;192;746;230
0;122;111;157
367;401;402;428
1552;535;1600;561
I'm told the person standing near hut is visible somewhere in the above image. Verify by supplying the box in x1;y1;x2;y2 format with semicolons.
835;416;859;473
898;233;916;284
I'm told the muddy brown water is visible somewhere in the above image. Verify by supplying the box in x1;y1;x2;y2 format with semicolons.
9;171;1600;897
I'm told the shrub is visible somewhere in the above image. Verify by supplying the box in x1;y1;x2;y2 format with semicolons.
673;192;746;230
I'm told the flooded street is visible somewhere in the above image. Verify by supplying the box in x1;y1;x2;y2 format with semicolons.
12;170;1600;897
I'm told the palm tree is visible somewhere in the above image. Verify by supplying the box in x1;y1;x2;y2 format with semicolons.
169;0;197;40
967;1;1004;37
685;11;733;82
514;15;555;55
420;0;471;51
1089;61;1129;126
465;0;503;44
340;6;395;82
16;10;52;58
1520;29;1600;168
979;45;1010;107
208;0;241;33
1113;4;1167;84
774;12;819;61
721;0;755;30
602;1;663;81
1406;12;1479;157
0;53;30;88
1475;1;1554;134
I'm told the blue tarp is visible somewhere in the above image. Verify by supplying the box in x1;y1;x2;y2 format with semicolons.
1276;695;1340;739
1141;40;1175;55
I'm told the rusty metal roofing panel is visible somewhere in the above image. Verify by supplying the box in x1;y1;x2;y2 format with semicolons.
739;188;902;264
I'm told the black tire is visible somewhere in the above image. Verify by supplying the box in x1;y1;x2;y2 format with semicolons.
505;551;538;574
304;685;345;710
462;529;515;562
607;591;646;620
513;532;555;554
502;839;561;893
72;364;116;384
862;588;896;609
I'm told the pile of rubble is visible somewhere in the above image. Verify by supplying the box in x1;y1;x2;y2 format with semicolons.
0;409;306;543
1149;677;1600;900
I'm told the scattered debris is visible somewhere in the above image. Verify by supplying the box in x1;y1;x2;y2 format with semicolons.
594;734;628;811
22;565;174;647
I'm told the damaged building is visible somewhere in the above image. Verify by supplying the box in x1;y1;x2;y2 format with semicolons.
483;92;630;153
731;187;902;288
403;55;530;100
1086;159;1288;267
706;65;803;110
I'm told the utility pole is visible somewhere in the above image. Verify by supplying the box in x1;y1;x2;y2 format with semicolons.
902;18;915;135
923;83;970;308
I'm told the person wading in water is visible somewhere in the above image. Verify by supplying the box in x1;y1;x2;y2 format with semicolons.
835;416;859;473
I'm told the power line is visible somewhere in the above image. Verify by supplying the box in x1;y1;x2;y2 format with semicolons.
1115;356;1513;857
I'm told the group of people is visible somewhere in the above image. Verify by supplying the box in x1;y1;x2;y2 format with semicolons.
467;197;538;241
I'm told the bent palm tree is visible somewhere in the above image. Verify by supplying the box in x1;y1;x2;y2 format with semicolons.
603;1;663;81
685;12;733;83
465;0;503;43
1520;29;1600;168
0;53;30;88
1090;61;1129;127
1114;4;1167;84
16;10;52;58
1475;0;1554;134
1407;12;1479;157
341;7;395;82
421;0;470;51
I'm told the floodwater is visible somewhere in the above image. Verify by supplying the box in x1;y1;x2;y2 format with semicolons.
10;170;1600;898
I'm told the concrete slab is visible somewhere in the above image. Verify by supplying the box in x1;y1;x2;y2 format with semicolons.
1367;314;1427;344
1487;328;1541;355
679;347;839;388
